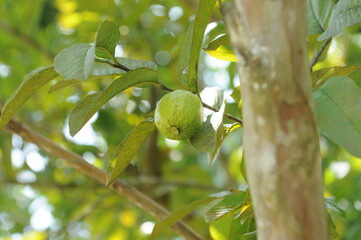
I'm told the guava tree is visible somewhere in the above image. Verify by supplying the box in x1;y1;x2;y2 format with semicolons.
1;0;361;239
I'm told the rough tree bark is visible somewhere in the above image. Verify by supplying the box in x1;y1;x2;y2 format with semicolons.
223;1;328;240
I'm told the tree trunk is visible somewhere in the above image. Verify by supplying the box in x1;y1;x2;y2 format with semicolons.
224;1;328;240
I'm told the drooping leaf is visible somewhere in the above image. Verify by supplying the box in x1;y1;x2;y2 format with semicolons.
240;149;248;183
190;88;225;155
204;35;237;62
313;76;361;157
319;0;361;41
48;79;81;93
312;65;361;87
207;101;226;166
69;68;158;136
0;66;58;130
205;193;245;223
106;114;156;186
177;0;217;93
327;212;339;240
307;0;334;35
190;116;218;152
151;196;221;239
54;43;95;80
95;21;121;59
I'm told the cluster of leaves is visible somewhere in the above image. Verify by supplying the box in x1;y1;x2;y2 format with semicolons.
1;0;361;239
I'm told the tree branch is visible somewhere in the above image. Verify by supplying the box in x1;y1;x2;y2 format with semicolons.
4;119;204;240
309;38;332;70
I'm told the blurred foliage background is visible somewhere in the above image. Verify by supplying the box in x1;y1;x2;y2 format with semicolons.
0;0;360;239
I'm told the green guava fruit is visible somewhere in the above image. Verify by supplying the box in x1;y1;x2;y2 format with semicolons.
154;90;204;140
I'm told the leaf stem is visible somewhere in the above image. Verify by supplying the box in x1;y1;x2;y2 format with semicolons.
101;60;243;126
95;58;130;72
309;38;332;70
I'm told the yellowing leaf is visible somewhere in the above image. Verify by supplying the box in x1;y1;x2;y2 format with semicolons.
205;35;237;62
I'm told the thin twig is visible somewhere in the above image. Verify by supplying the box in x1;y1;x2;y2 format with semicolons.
309;38;332;70
202;102;243;125
5;119;204;240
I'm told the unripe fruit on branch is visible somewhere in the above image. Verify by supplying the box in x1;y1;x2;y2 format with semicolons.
154;90;204;140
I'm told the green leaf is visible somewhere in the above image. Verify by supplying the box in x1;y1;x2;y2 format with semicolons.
91;61;123;76
205;193;245;223
307;0;334;35
177;0;217;92
116;57;158;71
209;214;233;240
207;101;226;166
229;217;256;240
0;66;58;130
190;89;225;158
69;68;158;136
54;43;95;80
312;65;361;87
241;231;257;240
313;76;361;157
151;196;221;239
95;21;121;59
350;68;361;87
240;150;248;183
327;212;339;240
190;87;224;152
325;197;346;216
319;0;361;41
307;0;324;34
204;35;237;62
48;79;81;93
106;114;156;186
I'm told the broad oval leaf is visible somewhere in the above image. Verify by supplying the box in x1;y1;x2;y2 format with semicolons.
307;0;334;35
54;43;95;80
177;0;217;92
69;68;159;136
313;76;361;157
204;35;237;62
95;21;120;59
0;66;58;130
106;115;156;186
319;0;361;41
